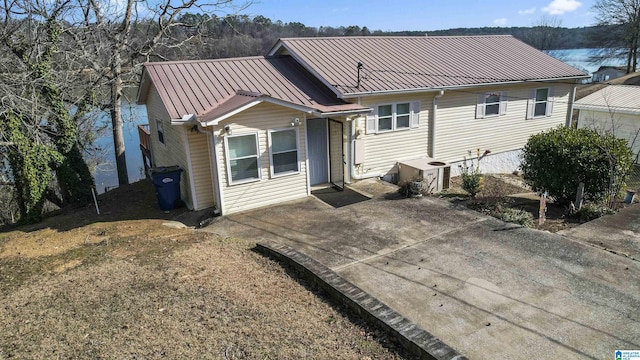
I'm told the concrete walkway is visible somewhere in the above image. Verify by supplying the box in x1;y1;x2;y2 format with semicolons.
204;180;640;360
560;204;640;261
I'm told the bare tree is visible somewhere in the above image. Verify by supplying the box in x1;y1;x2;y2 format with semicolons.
592;0;640;73
73;0;248;186
526;14;563;51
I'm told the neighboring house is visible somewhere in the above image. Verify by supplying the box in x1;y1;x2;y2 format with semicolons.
136;35;587;215
575;85;640;162
592;66;628;83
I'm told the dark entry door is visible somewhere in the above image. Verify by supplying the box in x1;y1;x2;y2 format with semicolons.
329;119;344;190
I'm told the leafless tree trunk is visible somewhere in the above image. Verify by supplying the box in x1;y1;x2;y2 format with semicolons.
592;0;640;73
79;0;247;186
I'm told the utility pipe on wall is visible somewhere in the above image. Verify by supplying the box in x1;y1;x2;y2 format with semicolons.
431;89;445;159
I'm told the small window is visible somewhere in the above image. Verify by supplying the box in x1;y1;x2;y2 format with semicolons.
378;105;393;131
269;129;299;176
225;133;260;184
156;119;164;144
484;93;501;116
476;92;506;118
396;103;411;129
534;88;549;117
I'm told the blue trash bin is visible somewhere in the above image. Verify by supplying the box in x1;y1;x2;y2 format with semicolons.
150;166;183;211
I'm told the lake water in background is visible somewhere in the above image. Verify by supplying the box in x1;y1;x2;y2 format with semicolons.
548;48;626;75
94;49;621;193
93;103;148;194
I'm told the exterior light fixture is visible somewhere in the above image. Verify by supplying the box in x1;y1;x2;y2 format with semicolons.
290;117;301;127
224;125;232;135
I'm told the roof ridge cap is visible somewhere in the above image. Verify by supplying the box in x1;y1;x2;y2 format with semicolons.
144;56;266;66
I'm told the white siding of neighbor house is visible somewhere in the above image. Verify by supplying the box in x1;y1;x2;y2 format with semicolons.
186;130;215;210
145;84;193;208
356;93;432;177
214;102;309;215
578;109;640;161
435;82;572;164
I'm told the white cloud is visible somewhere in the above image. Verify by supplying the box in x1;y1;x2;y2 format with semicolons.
542;0;582;15
518;8;536;15
494;18;508;26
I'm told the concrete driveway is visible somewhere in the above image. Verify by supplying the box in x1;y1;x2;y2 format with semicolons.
204;180;640;360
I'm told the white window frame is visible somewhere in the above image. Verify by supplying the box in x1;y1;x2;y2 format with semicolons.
533;88;550;118
156;119;165;144
376;102;412;133
528;87;554;119
224;131;261;185
268;128;300;178
476;92;507;119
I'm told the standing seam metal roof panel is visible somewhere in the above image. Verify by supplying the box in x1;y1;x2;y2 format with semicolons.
142;56;366;120
276;36;587;95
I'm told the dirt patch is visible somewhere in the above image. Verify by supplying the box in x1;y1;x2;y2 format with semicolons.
440;174;605;232
0;180;411;359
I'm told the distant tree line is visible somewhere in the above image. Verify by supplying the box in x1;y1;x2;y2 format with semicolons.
157;13;623;62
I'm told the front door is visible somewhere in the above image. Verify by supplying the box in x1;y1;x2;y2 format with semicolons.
307;118;329;185
329;119;344;189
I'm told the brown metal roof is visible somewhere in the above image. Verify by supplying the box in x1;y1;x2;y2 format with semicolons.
139;56;368;120
270;36;588;96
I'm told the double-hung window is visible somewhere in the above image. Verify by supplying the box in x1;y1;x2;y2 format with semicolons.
476;92;507;118
534;88;549;117
371;102;415;133
225;133;260;184
269;128;299;177
528;87;554;118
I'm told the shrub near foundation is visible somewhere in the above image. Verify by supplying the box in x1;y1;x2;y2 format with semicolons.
521;127;633;205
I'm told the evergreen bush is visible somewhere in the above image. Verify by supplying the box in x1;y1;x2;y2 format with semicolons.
521;126;633;205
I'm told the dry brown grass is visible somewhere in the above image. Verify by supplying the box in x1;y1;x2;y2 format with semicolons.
0;182;410;359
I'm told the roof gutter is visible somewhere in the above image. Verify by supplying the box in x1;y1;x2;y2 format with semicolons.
573;106;640;116
341;76;590;98
311;108;372;117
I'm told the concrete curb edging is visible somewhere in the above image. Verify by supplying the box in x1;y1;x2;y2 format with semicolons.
255;241;468;360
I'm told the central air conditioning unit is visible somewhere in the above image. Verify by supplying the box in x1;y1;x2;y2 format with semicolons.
397;157;451;193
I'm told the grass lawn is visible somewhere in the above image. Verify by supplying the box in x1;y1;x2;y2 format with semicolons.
0;180;410;359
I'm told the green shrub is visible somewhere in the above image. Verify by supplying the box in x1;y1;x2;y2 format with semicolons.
498;208;535;227
521;126;633;205
573;204;616;222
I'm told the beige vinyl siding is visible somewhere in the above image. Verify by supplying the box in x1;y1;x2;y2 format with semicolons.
357;93;432;176
186;130;215;210
145;84;192;208
436;82;571;162
214;103;309;214
578;110;640;160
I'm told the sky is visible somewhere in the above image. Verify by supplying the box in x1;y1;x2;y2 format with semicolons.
239;0;598;31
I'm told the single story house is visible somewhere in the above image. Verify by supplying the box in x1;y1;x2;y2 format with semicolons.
575;85;640;161
592;66;628;83
136;35;587;215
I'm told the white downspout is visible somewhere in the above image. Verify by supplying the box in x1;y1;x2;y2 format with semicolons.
432;90;445;159
567;84;577;128
351;97;381;180
198;122;223;215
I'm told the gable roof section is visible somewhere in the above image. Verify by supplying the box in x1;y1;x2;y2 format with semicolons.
574;85;640;115
269;36;588;96
138;55;368;123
